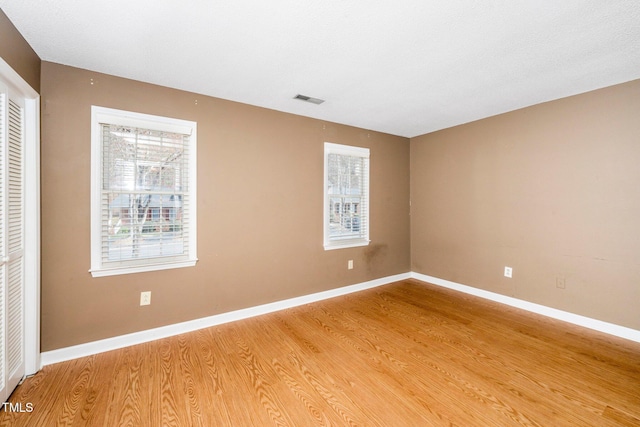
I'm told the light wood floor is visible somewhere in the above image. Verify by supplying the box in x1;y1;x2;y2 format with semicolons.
2;279;639;426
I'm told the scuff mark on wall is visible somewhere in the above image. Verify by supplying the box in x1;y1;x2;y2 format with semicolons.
364;244;388;271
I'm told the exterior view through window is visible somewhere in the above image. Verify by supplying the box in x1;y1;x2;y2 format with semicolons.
324;142;370;250
90;107;197;276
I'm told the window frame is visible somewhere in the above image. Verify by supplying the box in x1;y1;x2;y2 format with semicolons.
90;106;197;277
323;142;370;251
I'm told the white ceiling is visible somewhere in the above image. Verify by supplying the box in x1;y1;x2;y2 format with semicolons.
2;1;639;137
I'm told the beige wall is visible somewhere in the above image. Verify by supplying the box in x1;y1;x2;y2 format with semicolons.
0;8;40;92
410;79;640;330
8;6;639;349
40;62;411;351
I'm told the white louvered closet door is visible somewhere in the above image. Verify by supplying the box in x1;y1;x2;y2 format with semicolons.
0;84;25;403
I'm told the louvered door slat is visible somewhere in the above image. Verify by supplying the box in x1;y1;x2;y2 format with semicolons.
7;99;22;255
0;87;5;398
6;98;23;382
0;92;25;403
6;259;21;372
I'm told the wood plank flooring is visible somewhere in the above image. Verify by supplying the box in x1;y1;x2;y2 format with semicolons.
2;279;639;426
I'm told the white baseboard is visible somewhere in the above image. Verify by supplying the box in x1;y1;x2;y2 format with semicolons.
411;272;640;344
41;270;640;366
41;272;411;366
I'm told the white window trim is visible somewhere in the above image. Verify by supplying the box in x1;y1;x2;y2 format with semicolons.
323;142;370;251
90;106;197;277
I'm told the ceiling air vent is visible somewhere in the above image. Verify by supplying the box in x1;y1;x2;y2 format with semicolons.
294;94;325;105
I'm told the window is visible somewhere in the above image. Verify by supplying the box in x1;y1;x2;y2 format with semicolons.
90;106;197;277
324;142;370;250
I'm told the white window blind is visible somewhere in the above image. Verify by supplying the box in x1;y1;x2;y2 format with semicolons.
324;143;370;250
91;107;197;277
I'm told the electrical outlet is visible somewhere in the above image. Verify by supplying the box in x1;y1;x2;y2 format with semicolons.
140;291;151;306
504;266;513;278
348;260;354;270
556;276;566;289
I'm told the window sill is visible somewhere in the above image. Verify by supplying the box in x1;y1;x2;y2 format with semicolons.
90;259;198;277
323;240;370;251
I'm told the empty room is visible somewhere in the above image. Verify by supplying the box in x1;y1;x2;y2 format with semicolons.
0;1;639;425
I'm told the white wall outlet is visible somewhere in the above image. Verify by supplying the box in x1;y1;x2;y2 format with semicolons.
140;291;151;306
504;266;513;278
348;260;354;270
